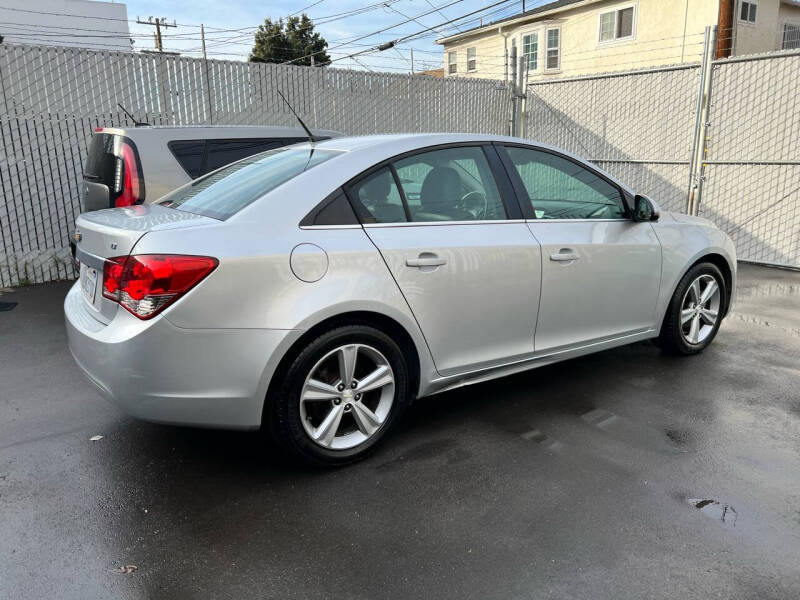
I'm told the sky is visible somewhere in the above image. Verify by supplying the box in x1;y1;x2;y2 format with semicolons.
122;0;545;73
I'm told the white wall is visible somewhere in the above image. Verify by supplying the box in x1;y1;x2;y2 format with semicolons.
1;0;131;52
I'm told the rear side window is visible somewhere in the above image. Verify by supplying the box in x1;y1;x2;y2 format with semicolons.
351;168;408;224
160;147;342;220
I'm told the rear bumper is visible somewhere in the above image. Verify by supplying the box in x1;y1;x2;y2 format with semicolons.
64;282;296;429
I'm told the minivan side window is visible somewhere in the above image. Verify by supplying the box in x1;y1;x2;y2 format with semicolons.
169;140;204;178
169;137;318;179
204;139;285;173
503;146;626;219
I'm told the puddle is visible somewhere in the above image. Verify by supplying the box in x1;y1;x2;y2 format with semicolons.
688;498;738;527
520;428;563;450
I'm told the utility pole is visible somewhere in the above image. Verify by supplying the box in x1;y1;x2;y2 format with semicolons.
136;16;177;52
200;24;207;60
410;48;415;74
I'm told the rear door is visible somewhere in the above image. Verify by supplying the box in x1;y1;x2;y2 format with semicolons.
347;144;542;376
498;144;661;352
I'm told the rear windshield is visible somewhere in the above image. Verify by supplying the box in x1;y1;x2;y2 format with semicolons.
84;133;117;184
159;146;341;220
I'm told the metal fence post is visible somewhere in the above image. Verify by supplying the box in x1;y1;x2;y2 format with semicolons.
686;26;713;215
693;26;718;216
510;45;518;137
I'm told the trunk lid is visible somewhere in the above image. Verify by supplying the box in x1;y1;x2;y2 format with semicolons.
74;204;216;323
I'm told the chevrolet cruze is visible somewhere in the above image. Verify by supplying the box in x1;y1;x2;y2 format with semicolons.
65;134;736;466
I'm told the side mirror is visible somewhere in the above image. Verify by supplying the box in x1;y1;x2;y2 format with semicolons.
633;194;660;222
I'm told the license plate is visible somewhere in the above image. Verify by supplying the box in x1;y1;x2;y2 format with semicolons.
82;266;98;303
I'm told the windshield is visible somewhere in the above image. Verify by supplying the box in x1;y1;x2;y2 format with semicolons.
160;146;342;220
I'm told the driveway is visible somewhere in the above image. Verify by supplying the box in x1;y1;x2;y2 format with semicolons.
1;264;798;599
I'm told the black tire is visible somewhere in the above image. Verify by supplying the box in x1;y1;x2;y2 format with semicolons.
658;262;726;355
265;324;411;467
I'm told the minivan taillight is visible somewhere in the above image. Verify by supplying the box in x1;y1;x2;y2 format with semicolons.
114;141;144;207
102;255;218;319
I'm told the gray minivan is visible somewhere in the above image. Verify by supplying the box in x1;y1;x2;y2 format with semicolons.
81;125;341;212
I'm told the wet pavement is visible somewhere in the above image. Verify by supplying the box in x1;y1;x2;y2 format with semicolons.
1;263;799;599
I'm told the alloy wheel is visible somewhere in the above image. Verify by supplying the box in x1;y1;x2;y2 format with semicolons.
299;344;395;450
680;274;721;345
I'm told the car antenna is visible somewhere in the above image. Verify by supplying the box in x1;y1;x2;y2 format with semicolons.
117;103;150;127
276;90;318;143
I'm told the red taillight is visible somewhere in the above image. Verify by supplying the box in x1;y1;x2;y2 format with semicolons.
102;255;218;319
115;142;143;207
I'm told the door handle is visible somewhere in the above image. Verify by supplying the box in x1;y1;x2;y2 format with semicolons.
406;254;447;268
550;249;580;262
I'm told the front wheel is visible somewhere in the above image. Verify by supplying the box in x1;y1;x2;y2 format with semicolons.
658;262;726;355
267;324;411;467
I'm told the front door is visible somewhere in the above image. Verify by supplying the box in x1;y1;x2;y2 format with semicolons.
499;144;662;352
347;145;542;376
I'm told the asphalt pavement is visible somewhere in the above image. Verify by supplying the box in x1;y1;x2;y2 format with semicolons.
1;263;798;599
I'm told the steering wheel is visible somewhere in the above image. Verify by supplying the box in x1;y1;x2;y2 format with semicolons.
458;190;488;219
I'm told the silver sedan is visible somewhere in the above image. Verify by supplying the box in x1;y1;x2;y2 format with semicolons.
65;134;736;466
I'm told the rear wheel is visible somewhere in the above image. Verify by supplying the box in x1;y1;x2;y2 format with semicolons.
267;324;410;466
658;262;726;355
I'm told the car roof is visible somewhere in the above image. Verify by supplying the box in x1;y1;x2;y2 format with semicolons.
98;125;342;140
285;133;633;195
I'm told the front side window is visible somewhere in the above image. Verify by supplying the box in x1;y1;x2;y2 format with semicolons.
783;22;800;49
522;32;539;71
599;6;635;42
740;1;757;24
503;146;626;220
160;147;341;220
466;47;477;71
448;51;457;74
546;27;561;70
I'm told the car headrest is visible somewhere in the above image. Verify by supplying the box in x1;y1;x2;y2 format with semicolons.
420;166;461;212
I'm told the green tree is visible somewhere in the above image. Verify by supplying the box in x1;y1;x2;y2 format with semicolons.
249;14;330;66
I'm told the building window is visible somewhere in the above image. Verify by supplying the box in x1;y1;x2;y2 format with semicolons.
598;5;635;43
466;47;477;72
739;1;757;24
522;32;539;71
448;51;457;75
783;22;800;49
546;27;560;70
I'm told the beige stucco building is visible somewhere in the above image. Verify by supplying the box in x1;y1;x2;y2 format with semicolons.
438;0;800;81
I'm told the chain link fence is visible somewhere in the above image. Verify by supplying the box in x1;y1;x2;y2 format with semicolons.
524;46;800;269
525;63;700;214
698;52;800;267
1;41;798;286
0;43;512;287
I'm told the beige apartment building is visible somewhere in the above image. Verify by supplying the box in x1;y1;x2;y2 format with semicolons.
438;0;800;81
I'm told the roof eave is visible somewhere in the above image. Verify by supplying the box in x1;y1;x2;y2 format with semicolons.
436;0;598;45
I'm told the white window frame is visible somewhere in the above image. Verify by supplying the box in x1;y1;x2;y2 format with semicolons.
466;46;477;72
597;2;637;46
545;25;561;72
447;51;457;75
518;27;542;73
782;20;800;50
738;0;757;26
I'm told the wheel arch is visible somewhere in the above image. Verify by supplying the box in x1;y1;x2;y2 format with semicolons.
687;252;734;316
260;310;422;427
